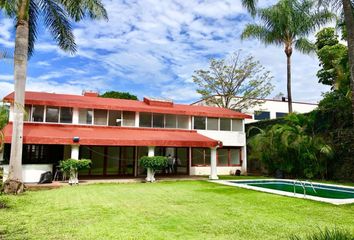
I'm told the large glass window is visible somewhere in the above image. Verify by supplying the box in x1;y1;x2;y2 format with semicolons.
217;148;241;166
254;111;270;120
276;112;287;118
46;106;59;123
60;107;73;123
79;108;93;124
220;118;231;131
108;110;122;126
153;114;164;128
192;148;211;166
193;116;206;130
122;111;135;126
207;117;218;130
217;148;229;165
232;119;243;131
165;114;177;128
32;105;44;122
94;109;108;125
106;147;120;175
139;112;152;127
230;149;241;165
177;115;189;129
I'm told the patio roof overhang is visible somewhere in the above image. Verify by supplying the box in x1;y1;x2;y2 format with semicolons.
3;123;219;148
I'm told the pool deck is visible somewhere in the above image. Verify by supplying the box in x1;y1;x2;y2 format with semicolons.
212;179;354;205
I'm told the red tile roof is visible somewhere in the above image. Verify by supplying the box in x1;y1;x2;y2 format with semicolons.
3;123;219;147
3;91;251;119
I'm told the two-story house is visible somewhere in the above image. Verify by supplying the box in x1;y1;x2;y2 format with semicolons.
1;91;251;183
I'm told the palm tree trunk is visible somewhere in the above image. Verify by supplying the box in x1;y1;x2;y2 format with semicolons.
342;0;354;126
4;0;29;194
285;47;293;113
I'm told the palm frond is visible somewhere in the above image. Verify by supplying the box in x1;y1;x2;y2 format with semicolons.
241;24;280;45
58;0;108;21
28;0;40;58
38;0;76;54
295;38;316;54
241;0;258;17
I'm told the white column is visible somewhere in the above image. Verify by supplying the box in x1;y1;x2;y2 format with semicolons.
71;145;80;160
209;147;218;180
72;108;79;124
148;146;155;157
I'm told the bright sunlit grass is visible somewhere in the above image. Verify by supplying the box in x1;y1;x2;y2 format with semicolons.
0;181;353;240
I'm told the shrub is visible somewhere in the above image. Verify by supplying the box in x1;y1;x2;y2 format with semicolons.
139;156;168;171
289;228;353;240
59;159;91;173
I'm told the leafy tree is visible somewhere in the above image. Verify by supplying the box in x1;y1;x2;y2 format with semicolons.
0;103;9;152
140;156;168;182
248;114;333;179
100;91;138;100
318;0;354;125
241;0;335;113
315;28;350;90
192;51;274;111
0;0;107;194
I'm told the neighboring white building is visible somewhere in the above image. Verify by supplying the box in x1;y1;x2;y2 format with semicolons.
192;97;318;124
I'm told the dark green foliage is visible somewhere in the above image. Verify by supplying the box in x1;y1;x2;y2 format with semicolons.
248;114;333;179
100;91;138;100
289;228;354;240
59;159;91;173
139;156;168;171
315;28;350;90
0;104;9;152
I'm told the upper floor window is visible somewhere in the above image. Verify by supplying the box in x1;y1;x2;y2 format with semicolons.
165;114;177;128
94;109;108;125
122;111;135;126
79;108;93;124
207;117;218;130
220;118;231;131
254;111;270;120
153;114;164;128
139;112;152;127
276;112;287;118
108;110;122;126
177;115;189;129
60;107;73;123
32;105;45;122
193;116;206;130
232;119;243;132
46;106;59;123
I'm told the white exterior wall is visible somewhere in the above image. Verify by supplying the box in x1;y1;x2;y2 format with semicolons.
2;164;53;183
243;100;317;123
197;130;246;146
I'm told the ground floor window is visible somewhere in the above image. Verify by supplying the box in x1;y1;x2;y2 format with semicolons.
191;148;211;166
217;147;241;166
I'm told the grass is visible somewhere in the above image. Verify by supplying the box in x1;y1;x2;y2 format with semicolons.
0;181;353;240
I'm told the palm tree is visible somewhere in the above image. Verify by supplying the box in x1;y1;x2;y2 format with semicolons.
0;0;107;194
241;0;334;113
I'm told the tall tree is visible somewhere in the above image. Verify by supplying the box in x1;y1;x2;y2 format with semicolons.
193;51;274;111
0;0;107;194
319;0;354;125
241;0;334;113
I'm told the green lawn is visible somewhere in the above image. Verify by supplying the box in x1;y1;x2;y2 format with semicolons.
0;181;353;240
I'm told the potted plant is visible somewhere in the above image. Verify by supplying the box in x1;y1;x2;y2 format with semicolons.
59;159;91;185
139;156;168;182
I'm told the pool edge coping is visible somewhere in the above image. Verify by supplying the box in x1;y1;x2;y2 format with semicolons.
210;179;354;205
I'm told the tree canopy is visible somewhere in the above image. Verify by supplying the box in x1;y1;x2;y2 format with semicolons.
100;91;138;100
192;51;274;111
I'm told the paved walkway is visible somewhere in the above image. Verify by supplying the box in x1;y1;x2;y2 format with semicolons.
26;176;207;190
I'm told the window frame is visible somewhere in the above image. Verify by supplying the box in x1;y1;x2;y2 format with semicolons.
217;147;242;166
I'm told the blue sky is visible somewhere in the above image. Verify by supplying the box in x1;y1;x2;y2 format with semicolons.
0;0;330;103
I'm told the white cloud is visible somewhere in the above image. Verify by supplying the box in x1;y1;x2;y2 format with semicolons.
0;0;332;104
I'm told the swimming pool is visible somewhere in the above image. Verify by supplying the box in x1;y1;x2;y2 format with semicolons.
214;179;354;205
